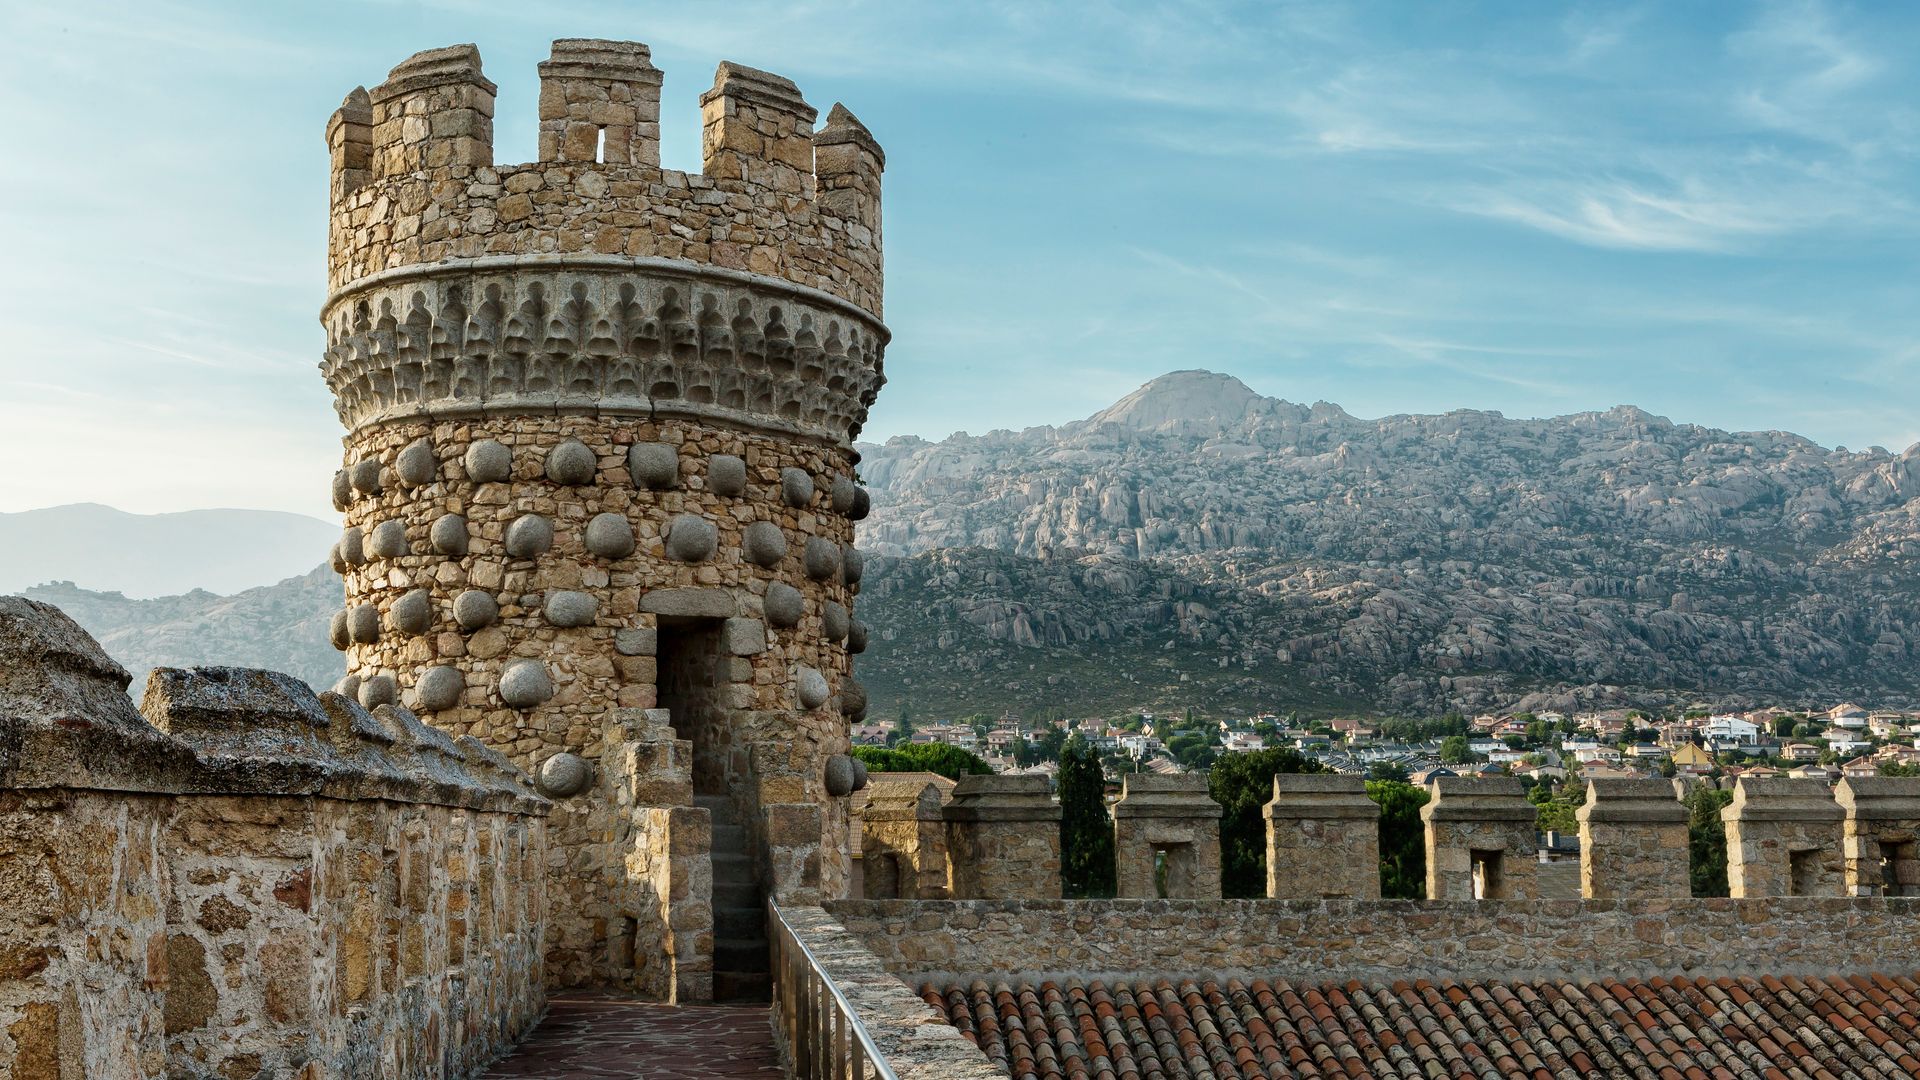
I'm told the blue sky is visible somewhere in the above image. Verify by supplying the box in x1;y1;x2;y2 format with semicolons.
1;1;1916;518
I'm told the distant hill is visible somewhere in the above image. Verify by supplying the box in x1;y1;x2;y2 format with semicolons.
0;504;337;598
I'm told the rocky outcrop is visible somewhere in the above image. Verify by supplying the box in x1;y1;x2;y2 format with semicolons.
852;371;1920;716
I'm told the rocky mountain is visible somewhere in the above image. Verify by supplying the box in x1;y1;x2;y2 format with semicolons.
22;568;344;692
0;504;337;598
852;370;1920;718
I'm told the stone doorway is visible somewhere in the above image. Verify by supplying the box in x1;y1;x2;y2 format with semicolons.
655;617;767;1001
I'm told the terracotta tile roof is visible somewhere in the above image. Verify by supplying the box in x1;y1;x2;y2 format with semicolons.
923;972;1920;1080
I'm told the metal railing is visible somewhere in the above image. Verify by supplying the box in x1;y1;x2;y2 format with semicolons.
769;900;899;1080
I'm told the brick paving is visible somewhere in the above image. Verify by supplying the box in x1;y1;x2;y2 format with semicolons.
483;995;785;1079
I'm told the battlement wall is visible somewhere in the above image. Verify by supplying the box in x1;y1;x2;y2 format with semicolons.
0;598;548;1080
828;897;1920;987
323;41;886;448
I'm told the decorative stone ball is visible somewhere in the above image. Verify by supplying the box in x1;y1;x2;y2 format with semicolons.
848;619;869;655
395;439;437;488
339;527;366;567
410;665;464;712
452;590;499;630
822;602;850;642
328;542;348;576
831;475;857;514
851;487;871;521
629;443;679;489
388;589;433;636
331;470;352;511
430;514;469;556
546;439;597;485
348;604;381;644
804;538;841;582
504;514;554;558
329;609;350;651
824;754;856;798
358;673;398;709
349;459;382;497
465;439;513;483
708;454;746;497
665;515;717;562
332;674;361;700
781;468;814;508
742;521;788;567
851;758;869;791
796;666;830;710
535;752;595;798
764;582;804;628
843;545;864;585
841;679;868;722
499;660;554;709
584;512;635;559
369;519;408;560
545;590;599;628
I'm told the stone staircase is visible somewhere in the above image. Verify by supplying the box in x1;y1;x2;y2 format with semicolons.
698;794;770;1001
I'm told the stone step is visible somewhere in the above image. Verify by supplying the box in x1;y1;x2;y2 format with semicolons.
714;882;762;910
713;970;771;1003
711;823;747;852
711;852;754;881
693;794;735;825
715;906;764;940
715;939;770;974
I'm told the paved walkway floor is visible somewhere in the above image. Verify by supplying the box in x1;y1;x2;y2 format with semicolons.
483;995;784;1079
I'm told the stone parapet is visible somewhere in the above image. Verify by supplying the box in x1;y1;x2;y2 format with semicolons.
862;779;950;899
0;598;548;1080
1421;776;1539;900
1264;774;1380;900
1835;776;1920;897
826;897;1920;987
1112;774;1220;898
1722;777;1844;898
1576;778;1688;900
943;775;1060;899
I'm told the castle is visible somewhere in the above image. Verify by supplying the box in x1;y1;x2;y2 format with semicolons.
5;34;1920;1080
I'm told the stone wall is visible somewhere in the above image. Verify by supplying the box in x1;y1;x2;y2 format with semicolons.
1836;776;1920;897
1575;778;1688;900
942;776;1060;900
322;39;885;994
826;897;1920;986
0;598;548;1080
1421;777;1539;900
1723;777;1846;898
861;779;949;900
1263;774;1378;900
1111;774;1219;899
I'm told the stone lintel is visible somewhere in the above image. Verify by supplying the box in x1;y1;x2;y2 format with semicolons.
943;774;1057;824
1265;773;1378;820
1577;779;1687;825
641;588;738;619
1724;778;1844;823
1837;777;1920;820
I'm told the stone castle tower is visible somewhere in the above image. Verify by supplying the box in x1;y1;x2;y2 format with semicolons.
318;39;884;1000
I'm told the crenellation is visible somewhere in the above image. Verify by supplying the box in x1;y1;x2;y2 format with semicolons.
1264;773;1380;900
1421;776;1539;901
1722;777;1845;898
366;44;497;180
1576;778;1689;899
700;62;819;196
538;39;664;166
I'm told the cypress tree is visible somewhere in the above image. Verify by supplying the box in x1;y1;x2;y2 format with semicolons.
1058;735;1116;897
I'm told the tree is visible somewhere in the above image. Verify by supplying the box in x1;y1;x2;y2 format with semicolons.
1879;761;1920;778
1687;785;1735;897
850;743;992;781
1058;736;1115;897
1207;748;1329;898
1772;716;1797;738
1439;736;1482;765
1368;760;1410;783
1367;780;1429;899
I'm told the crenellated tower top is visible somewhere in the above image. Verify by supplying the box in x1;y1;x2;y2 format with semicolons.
321;39;885;447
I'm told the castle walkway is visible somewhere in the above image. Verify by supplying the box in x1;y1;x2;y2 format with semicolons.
483;995;783;1079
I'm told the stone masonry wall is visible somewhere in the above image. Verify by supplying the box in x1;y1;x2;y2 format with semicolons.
1264;774;1379;900
0;598;548;1080
826;897;1920;987
942;776;1060;901
1576;779;1689;900
1723;777;1846;898
1111;774;1219;899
